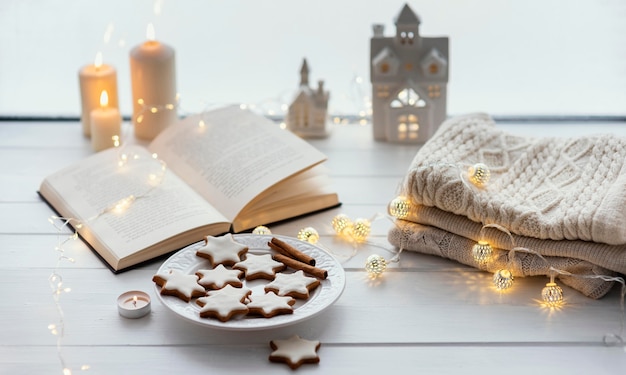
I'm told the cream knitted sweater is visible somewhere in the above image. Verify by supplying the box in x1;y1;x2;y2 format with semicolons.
401;113;626;245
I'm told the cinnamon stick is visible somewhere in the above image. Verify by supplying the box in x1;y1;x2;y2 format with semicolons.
269;237;316;266
272;253;328;280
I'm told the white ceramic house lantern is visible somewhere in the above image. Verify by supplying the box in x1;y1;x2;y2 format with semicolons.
370;4;449;143
286;58;330;138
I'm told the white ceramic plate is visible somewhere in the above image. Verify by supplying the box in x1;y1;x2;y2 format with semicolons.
154;234;346;330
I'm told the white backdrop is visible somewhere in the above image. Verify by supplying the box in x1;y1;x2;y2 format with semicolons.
0;0;624;118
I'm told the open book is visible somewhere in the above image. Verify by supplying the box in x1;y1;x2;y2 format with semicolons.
39;106;339;272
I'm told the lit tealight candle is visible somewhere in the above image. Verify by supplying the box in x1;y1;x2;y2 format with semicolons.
117;290;151;319
130;23;177;140
78;52;119;137
90;90;122;152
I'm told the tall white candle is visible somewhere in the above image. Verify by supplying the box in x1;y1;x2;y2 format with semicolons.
90;90;122;152
79;52;119;137
130;23;177;140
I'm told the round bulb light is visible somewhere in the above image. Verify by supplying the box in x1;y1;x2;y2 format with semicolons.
365;254;387;277
331;214;353;237
468;163;491;187
541;282;564;306
472;240;493;264
252;225;271;235
493;269;514;290
388;196;411;219
297;227;319;244
352;218;371;242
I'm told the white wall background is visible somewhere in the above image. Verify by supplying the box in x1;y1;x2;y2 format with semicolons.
0;0;625;118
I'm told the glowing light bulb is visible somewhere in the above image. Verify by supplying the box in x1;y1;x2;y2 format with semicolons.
297;227;319;244
113;195;135;214
472;240;493;264
541;282;564;306
365;254;387;277
252;225;271;235
352;218;371;242
468;163;491;187
388;196;411;219
331;214;353;237
493;269;514;290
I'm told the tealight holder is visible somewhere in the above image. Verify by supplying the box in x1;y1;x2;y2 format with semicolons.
117;290;151;318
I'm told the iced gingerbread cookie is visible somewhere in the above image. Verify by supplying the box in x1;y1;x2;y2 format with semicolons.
196;264;243;290
269;335;321;369
233;253;285;280
196;233;248;266
196;293;249;322
206;284;252;303
246;292;295;318
264;270;320;299
152;269;206;302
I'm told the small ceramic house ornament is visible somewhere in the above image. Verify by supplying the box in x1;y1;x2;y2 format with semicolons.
286;58;330;138
370;4;449;143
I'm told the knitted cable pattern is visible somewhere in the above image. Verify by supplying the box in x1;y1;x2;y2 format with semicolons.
403;113;626;245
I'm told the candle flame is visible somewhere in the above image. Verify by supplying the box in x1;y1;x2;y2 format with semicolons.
146;23;155;41
153;0;163;15
94;52;103;69
103;23;114;44
99;90;109;108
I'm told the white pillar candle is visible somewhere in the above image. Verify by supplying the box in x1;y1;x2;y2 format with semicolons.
78;52;119;137
130;23;177;140
90;90;122;152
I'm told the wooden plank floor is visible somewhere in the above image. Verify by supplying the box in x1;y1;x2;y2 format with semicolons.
1;120;625;374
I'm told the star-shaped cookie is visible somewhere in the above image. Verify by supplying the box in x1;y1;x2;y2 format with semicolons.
264;270;320;299
152;269;206;302
269;335;321;369
196;233;248;266
196;264;243;290
206;284;252;303
246;292;295;318
233;253;285;280
196;293;249;322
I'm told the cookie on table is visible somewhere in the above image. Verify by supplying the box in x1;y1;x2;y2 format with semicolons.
196;264;243;290
264;270;320;299
206;284;252;303
246;292;295;318
196;233;248;266
152;269;206;302
233;253;285;281
269;335;321;369
196;294;249;322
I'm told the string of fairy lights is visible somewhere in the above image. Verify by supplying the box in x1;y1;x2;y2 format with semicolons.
48;145;168;375
49;94;626;374
250;160;626;346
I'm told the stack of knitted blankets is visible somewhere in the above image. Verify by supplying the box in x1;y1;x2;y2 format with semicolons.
387;113;626;299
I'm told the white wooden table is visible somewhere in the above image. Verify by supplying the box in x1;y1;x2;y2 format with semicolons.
1;119;626;374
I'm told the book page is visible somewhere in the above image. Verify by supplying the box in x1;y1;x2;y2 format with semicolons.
40;145;229;260
149;105;327;221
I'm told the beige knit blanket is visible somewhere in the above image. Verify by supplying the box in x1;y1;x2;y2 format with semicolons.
389;113;626;298
387;209;617;299
401;113;626;245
